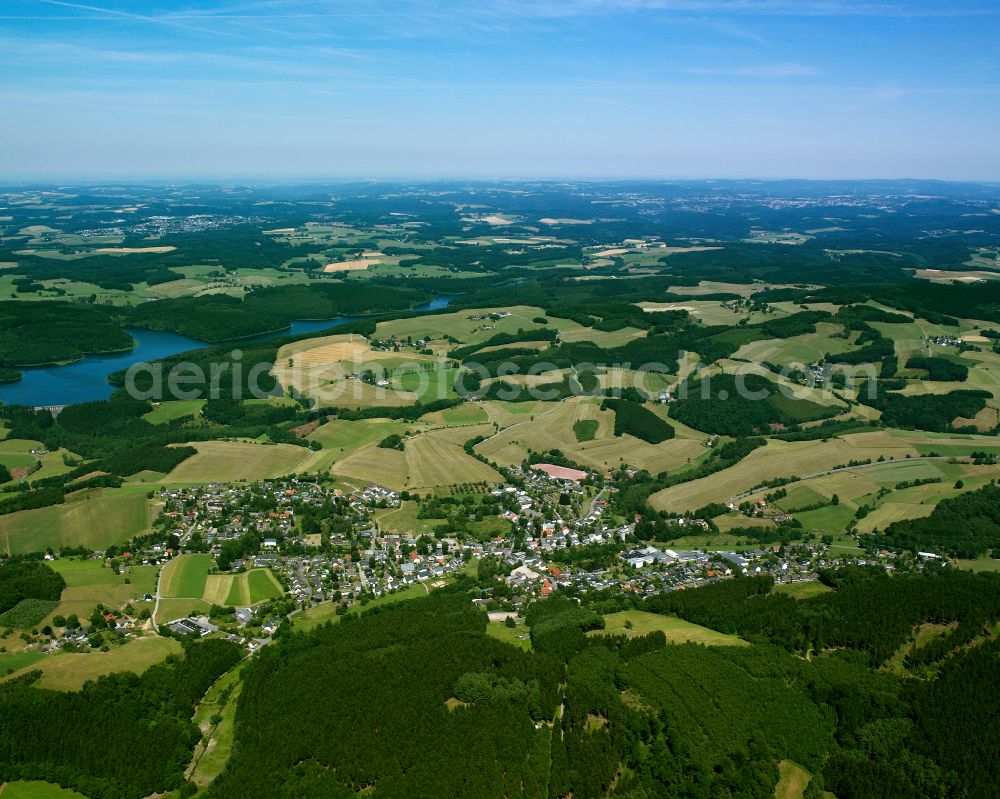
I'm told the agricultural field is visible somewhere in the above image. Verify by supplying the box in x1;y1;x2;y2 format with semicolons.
1;637;182;691
476;397;707;474
373;500;446;536
160;554;282;615
733;322;855;365
0;486;154;555
647;430;1000;512
273;331;442;406
420;402;489;426
164;441;310;483
404;423;501;492
142;399;205;424
727;456;1000;535
39;557;157;630
332;423;500;492
374;306;574;351
0;438;44;475
160;554;211;600
309;417;415;452
0;651;45;676
593;610;748;646
204;569;283;606
27;449;80;482
0;599;59;629
638;299;747;326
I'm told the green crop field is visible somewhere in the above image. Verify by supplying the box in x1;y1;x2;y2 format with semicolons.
50;557;156;592
27;449;80;482
247;569;283;603
375;305;569;349
154;597;211;623
164;441;310;483
0;486;153;555
141;399;205;424
172;561;282;608
420;402;489;426
393;365;460;402
309;417;414;454
1;636;182;691
0;439;42;474
160;554;211;599
773;582;834;599
794;503;857;533
0;650;45;676
224;569;281;605
593;610;748;646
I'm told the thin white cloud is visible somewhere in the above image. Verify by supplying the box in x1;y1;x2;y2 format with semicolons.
687;62;816;77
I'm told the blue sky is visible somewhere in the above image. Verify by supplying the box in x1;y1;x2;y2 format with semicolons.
1;0;998;180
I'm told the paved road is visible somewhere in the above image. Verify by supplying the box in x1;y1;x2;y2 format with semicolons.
151;566;163;633
575;487;607;523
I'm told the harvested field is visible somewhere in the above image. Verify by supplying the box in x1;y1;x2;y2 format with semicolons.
165;441;309;483
477;398;706;475
94;246;176;254
291;340;370;366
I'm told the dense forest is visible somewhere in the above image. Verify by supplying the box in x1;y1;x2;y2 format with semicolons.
0;302;133;377
208;591;560;799
864;482;1000;558
669;373;842;436
0;559;996;799
0;558;65;616
196;565;1000;799
600;398;674;443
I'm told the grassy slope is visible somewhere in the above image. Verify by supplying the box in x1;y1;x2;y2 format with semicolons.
0;486;152;555
164;441;310;484
1;636;182;691
593;610;749;646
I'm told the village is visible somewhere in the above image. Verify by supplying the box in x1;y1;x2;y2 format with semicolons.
139;463;908;647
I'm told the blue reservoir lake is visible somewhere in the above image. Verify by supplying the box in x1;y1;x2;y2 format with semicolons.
0;297;453;408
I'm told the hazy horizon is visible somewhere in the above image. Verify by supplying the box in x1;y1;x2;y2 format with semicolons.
2;0;999;181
